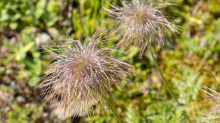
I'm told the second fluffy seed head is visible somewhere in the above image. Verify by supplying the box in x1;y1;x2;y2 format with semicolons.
104;0;179;57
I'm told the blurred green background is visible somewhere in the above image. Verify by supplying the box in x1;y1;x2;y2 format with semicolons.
0;0;220;122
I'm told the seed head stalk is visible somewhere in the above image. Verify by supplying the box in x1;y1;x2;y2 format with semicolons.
150;48;179;105
107;98;124;123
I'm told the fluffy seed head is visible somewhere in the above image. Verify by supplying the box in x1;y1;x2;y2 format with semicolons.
198;72;220;122
104;0;179;57
38;29;132;117
198;87;220;122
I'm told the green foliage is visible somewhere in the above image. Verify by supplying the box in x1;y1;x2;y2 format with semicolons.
0;0;61;30
4;41;34;61
143;101;185;123
2;27;42;86
0;0;220;122
125;104;140;123
0;102;44;123
171;67;204;102
70;0;117;38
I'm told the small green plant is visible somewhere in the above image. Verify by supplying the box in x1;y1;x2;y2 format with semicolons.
125;104;140;123
3;29;42;86
171;67;204;102
0;0;61;31
0;102;44;123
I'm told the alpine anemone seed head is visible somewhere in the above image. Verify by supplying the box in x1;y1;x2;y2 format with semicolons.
198;87;220;122
198;72;220;122
38;29;132;117
104;0;179;57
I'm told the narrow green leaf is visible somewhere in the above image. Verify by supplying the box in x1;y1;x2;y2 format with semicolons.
23;42;35;53
4;42;16;52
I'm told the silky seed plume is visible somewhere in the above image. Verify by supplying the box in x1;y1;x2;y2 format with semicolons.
38;29;132;117
104;0;179;58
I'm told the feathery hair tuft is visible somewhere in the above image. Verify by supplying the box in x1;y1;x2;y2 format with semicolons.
38;28;132;117
104;0;179;57
198;72;220;122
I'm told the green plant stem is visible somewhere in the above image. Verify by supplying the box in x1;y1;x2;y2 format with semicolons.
150;50;179;105
107;98;124;123
150;50;191;123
